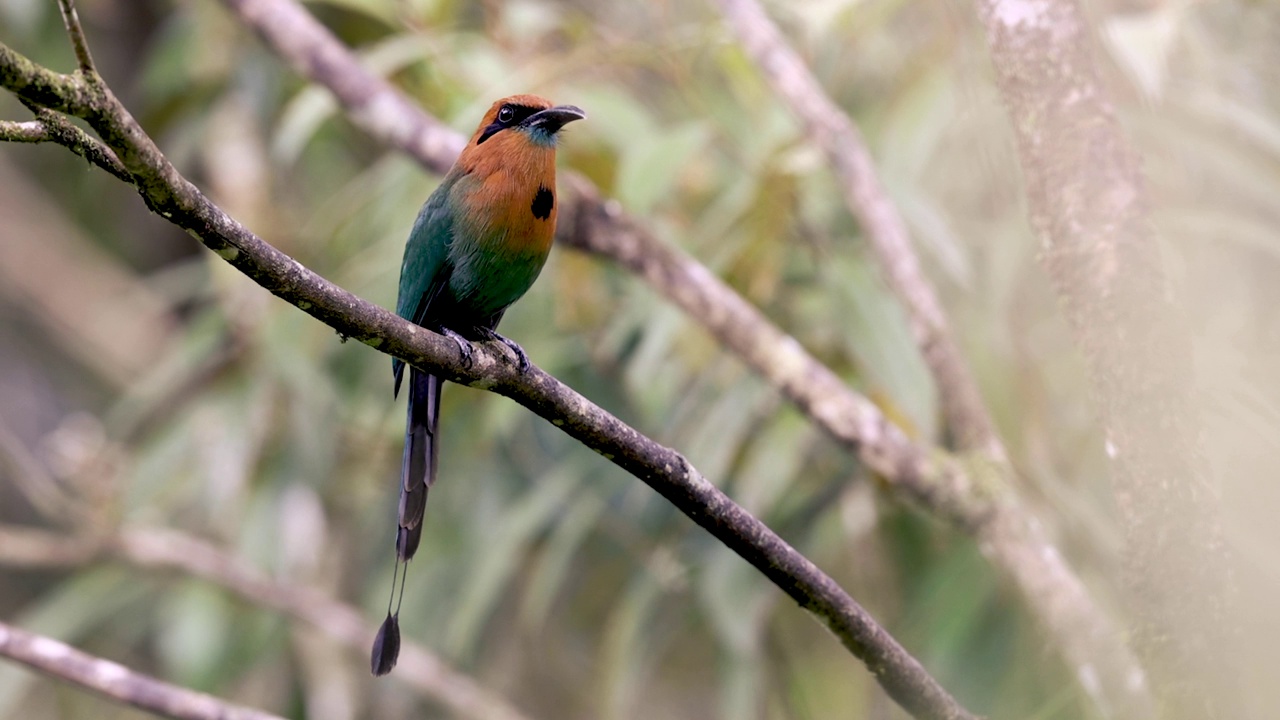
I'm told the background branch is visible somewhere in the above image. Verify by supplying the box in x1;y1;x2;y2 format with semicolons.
54;0;95;75
0;524;536;720
711;0;999;459
0;27;975;720
0;620;284;720
975;0;1235;714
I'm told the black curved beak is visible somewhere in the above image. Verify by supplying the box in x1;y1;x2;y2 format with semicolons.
525;105;587;134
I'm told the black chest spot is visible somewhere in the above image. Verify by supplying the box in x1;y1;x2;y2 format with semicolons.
531;186;554;221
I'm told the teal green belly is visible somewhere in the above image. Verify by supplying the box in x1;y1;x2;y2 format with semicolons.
447;244;549;326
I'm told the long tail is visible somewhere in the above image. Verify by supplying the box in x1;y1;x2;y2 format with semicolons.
373;367;442;676
398;368;442;560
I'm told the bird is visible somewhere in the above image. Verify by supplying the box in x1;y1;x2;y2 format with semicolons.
371;94;585;676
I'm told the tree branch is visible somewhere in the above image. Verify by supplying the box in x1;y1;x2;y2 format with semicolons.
224;0;462;174
711;0;1001;459
1;106;129;181
0;22;975;720
0;118;45;141
55;0;97;75
0;620;284;720
0;524;536;720
975;0;1234;715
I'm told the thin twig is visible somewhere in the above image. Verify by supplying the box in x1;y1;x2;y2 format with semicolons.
0;620;284;720
0;413;84;525
56;0;97;75
0;29;976;720
0;119;46;141
32;105;129;180
5;102;131;181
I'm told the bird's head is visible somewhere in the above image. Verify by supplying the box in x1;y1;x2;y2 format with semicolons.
468;94;586;150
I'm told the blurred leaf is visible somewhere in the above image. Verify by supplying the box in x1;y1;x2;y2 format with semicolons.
719;651;764;720
831;253;937;440
274;32;459;164
0;0;45;36
698;544;772;656
733;411;810;517
158;580;234;689
1103;1;1186;100
615;121;713;215
445;464;581;655
519;489;606;628
0;570;154;718
622;302;695;420
680;370;767;484
598;574;662;720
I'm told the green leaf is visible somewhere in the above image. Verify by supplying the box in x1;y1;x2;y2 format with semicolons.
445;466;581;655
0;570;155;718
519;490;606;628
615;121;713;214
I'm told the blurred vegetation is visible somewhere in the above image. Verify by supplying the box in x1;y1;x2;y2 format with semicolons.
2;0;1279;718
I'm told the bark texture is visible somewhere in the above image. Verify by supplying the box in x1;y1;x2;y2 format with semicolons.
975;0;1235;716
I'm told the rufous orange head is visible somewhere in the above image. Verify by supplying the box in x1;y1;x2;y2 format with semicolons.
449;95;585;251
466;94;586;149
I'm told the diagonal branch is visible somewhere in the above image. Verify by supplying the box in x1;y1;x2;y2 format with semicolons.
711;0;999;459
225;0;461;173
0;24;975;720
0;524;535;720
0;620;284;720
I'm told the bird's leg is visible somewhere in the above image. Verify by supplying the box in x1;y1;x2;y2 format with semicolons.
476;328;530;373
439;327;474;368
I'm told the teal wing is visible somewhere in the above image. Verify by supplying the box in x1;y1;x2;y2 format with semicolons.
393;179;456;395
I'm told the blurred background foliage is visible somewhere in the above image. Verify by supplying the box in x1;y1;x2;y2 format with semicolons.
1;0;1279;718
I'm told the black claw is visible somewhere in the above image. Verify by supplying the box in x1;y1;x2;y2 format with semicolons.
478;329;529;372
440;328;474;368
502;337;530;373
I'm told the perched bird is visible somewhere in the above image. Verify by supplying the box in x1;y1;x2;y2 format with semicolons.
372;94;585;676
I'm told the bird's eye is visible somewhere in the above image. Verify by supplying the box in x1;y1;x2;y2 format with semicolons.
497;106;515;123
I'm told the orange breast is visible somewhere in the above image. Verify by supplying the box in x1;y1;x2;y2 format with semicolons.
454;130;559;255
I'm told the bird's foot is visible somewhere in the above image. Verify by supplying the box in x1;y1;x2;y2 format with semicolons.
440;327;474;368
477;328;530;373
